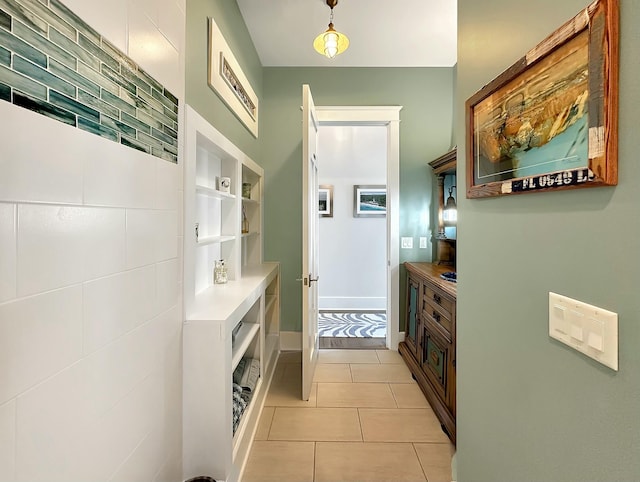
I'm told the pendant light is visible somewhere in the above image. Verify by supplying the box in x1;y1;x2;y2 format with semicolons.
443;186;457;226
313;0;349;59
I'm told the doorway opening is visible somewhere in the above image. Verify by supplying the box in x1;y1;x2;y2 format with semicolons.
317;124;388;349
315;106;401;351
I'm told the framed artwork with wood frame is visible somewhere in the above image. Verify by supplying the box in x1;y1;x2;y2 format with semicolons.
465;0;618;199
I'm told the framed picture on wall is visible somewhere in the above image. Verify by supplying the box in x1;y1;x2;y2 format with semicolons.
354;185;386;217
319;185;333;217
465;0;618;198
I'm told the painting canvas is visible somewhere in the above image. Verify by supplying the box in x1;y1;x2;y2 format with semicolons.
466;0;618;198
354;185;386;217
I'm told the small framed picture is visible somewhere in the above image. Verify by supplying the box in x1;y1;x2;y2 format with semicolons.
354;185;386;217
319;185;333;218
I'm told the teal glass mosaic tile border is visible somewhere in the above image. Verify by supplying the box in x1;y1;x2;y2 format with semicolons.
0;0;179;163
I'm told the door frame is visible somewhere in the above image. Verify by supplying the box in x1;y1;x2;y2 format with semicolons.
316;106;402;350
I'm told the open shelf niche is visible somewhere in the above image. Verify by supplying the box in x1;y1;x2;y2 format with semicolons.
183;105;280;482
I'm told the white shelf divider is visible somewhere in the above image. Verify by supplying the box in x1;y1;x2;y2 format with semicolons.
196;184;237;200
231;322;260;371
265;294;277;314
197;235;236;246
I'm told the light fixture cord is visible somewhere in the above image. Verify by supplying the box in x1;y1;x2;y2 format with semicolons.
329;7;334;24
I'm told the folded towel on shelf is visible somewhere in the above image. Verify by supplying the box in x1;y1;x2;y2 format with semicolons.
240;358;260;393
232;383;247;434
233;358;246;385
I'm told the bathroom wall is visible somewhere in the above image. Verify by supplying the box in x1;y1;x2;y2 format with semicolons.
0;0;185;480
261;67;455;332
318;125;387;311
457;0;640;480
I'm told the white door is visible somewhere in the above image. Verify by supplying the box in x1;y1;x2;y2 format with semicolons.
302;84;319;400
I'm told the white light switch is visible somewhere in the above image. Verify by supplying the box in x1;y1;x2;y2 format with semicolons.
549;292;618;371
419;237;427;249
401;237;413;249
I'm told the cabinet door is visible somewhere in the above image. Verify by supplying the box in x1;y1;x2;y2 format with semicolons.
405;274;420;355
420;318;452;405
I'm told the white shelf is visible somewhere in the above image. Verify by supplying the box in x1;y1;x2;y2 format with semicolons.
231;322;260;371
265;334;279;368
196;184;236;200
197;235;236;246
265;294;277;314
241;197;259;205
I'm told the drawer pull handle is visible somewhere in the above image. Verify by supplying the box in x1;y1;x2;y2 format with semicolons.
433;293;441;304
432;311;441;322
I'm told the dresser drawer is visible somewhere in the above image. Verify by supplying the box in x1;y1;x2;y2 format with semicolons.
423;297;453;336
422;284;454;316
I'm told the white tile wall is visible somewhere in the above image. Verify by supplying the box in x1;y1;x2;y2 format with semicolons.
0;286;83;405
156;210;179;261
0;0;184;479
129;3;182;97
83;143;158;209
0;103;85;205
16;205;126;297
156;258;180;315
156;159;181;211
15;319;164;481
158;0;185;51
0;203;16;303
59;0;129;52
82;265;156;354
0;400;16;481
126;209;160;269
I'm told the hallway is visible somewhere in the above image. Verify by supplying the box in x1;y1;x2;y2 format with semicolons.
242;350;454;482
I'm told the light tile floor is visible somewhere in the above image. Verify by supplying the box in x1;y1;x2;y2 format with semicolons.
242;349;455;482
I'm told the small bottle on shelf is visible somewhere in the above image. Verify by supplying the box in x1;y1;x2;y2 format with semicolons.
214;259;227;284
242;206;249;234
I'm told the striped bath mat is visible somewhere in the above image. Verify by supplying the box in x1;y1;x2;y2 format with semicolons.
318;312;386;338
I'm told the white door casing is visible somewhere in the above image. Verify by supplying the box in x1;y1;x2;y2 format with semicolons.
315;106;402;350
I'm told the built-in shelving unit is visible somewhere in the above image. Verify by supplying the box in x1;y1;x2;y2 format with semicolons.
183;105;280;482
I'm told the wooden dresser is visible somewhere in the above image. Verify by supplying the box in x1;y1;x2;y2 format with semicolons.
399;262;456;444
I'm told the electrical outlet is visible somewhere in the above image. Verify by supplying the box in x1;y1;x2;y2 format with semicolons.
401;237;413;249
419;237;427;248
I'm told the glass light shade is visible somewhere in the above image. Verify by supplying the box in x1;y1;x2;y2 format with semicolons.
313;24;349;58
443;195;457;226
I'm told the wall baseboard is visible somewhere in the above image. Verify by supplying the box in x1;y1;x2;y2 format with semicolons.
280;331;302;351
319;296;386;311
280;331;405;351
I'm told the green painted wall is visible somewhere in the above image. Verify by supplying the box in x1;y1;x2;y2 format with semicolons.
457;1;640;480
184;2;455;333
261;68;454;331
185;0;262;160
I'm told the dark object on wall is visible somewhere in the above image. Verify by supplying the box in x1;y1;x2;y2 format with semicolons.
185;477;217;482
466;0;618;198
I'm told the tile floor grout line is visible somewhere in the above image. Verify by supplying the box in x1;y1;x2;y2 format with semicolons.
356;407;365;442
313;441;317;482
412;441;430;482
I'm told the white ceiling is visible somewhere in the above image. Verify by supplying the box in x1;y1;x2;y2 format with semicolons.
236;0;457;67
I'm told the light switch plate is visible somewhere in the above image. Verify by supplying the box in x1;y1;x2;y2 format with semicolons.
548;292;618;371
419;237;427;248
401;237;413;249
